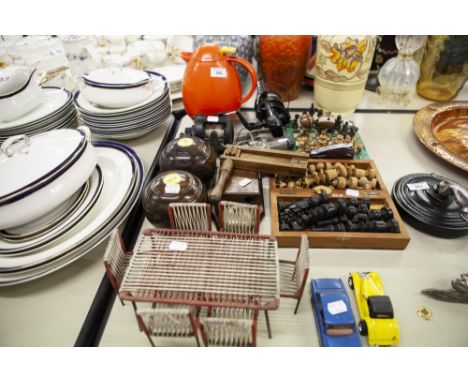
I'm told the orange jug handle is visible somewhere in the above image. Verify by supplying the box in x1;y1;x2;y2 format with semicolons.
227;56;258;105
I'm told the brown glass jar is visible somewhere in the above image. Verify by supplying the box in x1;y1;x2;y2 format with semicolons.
417;36;468;101
159;137;216;183
142;170;207;226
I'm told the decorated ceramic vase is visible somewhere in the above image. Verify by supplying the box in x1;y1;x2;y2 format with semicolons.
315;35;376;114
259;35;312;101
193;35;253;82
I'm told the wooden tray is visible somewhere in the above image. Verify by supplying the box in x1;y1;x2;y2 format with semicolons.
273;158;389;198
221;145;308;176
269;159;411;249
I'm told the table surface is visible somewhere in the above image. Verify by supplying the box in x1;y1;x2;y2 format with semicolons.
1;85;467;347
119;229;280;310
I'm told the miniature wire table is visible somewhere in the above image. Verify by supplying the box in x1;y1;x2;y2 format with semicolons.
119;229;280;310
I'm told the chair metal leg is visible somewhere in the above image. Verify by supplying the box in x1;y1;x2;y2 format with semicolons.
264;310;272;339
145;333;156;347
294;298;302;315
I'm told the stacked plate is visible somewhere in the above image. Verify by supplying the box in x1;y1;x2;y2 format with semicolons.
0;127;147;285
0;86;79;142
152;64;185;111
152;64;185;100
74;69;172;140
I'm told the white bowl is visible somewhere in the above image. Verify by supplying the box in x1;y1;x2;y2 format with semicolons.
0;127;97;230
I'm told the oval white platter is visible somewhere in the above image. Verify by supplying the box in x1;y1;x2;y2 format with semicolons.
0;141;143;275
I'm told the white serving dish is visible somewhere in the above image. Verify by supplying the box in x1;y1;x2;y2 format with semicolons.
81;68;157;109
0;127;96;230
0;141;143;277
0;165;104;255
0;65;30;95
82;67;150;88
81;81;156;109
0;66;44;122
74;72;166;115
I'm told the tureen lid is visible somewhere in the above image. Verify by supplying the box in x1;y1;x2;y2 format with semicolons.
82;68;151;88
0;65;30;97
0;128;88;205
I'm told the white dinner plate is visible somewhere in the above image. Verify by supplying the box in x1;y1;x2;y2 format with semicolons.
90;113;173;140
151;65;185;85
0;165;104;255
0;141;144;285
0;142;141;272
82;104;171;130
79;95;170;127
0;106;78;136
0;88;72;131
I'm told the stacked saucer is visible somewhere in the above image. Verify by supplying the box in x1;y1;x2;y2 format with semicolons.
74;69;172;140
0;86;78;142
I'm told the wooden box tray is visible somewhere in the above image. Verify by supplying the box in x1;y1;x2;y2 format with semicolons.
269;159;411;250
273;158;389;199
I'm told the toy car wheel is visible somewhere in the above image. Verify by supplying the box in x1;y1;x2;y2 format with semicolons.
348;276;354;290
358;320;368;336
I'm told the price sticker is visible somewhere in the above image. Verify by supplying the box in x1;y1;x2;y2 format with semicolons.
210;67;227;78
238;178;252;187
407;182;430;191
165;184;180;194
345;189;360;197
169;241;188;251
327;300;348;315
207;116;219;122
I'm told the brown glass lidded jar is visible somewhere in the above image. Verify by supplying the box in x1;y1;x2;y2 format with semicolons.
159;137;216;183
142;170;207;226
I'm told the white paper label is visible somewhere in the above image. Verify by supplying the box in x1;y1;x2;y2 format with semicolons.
407;182;430;191
210;67;227;78
238;178;252;187
207;116;219;122
165;184;180;194
345;189;360;197
327;300;348;315
169;241;187;251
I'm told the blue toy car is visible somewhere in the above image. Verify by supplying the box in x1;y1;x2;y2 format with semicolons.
310;278;361;347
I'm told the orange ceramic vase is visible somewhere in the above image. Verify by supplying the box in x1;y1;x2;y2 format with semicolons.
181;44;257;118
259;35;312;101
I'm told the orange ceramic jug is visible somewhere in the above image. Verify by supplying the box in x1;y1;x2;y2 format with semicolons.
181;44;257;118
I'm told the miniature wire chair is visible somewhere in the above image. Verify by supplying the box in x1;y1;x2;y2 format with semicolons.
104;229;202;346
218;201;261;234
168;203;212;231
103;229;133;305
199;307;258;347
264;234;310;338
136;305;200;347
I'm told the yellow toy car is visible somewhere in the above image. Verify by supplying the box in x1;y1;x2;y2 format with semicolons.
348;272;400;346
